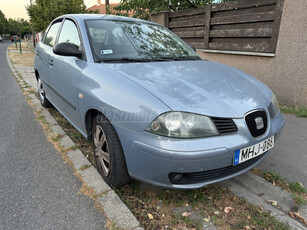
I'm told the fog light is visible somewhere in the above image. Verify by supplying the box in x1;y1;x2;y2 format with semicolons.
173;173;183;181
169;173;192;184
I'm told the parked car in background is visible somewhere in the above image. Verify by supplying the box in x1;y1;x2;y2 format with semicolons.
0;36;3;42
11;35;19;42
34;14;284;189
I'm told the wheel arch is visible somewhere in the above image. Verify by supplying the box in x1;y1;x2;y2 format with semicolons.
85;109;101;141
35;69;39;81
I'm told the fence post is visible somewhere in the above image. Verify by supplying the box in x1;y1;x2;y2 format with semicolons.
19;38;22;53
204;5;211;49
270;0;284;53
150;11;169;28
164;12;169;28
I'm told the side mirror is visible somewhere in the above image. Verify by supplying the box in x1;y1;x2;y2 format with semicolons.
53;42;82;57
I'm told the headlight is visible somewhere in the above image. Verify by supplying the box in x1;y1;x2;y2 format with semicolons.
271;93;280;118
146;112;219;138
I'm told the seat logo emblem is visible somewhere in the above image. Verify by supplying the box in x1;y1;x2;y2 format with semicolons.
255;117;264;130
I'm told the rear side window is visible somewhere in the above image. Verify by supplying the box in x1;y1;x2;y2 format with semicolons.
58;19;81;50
44;21;62;47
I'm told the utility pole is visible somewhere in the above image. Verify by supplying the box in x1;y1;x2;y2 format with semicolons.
30;0;35;47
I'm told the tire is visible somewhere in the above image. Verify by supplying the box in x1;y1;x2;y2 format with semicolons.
37;77;52;108
92;114;130;188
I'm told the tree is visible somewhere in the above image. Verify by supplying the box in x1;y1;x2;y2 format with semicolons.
110;0;233;20
0;10;31;36
27;0;87;32
6;18;32;36
0;10;9;35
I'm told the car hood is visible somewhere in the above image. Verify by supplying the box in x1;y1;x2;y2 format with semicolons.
104;60;272;118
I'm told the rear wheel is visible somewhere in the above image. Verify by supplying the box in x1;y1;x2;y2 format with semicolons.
92;114;130;188
37;77;52;108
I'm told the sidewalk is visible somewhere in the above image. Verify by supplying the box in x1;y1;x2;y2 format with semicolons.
258;114;307;188
7;43;307;229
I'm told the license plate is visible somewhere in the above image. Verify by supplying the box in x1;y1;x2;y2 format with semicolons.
233;136;274;165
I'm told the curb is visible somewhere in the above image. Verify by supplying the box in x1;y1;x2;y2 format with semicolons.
222;172;307;230
7;47;143;230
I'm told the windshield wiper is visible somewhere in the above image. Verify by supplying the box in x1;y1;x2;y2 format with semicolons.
99;56;202;63
157;56;202;61
99;57;153;63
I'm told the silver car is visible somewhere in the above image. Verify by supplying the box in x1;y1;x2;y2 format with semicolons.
34;14;284;188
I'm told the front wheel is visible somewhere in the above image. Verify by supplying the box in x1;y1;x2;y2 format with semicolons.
37;77;52;108
92;114;130;188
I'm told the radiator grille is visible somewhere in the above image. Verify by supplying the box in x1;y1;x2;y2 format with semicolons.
211;117;238;135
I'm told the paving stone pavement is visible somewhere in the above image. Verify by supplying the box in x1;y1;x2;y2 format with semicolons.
14;64;37;90
9;49;33;53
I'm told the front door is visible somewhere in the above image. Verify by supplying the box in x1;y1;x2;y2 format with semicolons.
48;18;86;128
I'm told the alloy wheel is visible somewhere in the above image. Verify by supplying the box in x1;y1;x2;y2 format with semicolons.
94;125;110;176
37;78;45;104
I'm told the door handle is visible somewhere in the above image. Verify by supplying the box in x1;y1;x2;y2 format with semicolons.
48;59;54;66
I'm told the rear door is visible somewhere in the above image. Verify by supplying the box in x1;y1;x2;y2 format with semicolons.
35;19;63;104
48;18;86;128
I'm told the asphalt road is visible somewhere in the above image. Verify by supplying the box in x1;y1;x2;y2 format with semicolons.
0;41;106;229
258;114;307;188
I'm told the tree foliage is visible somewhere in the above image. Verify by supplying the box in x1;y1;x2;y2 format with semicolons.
0;10;9;35
9;19;29;36
7;18;32;36
0;10;31;36
27;0;87;32
109;0;230;20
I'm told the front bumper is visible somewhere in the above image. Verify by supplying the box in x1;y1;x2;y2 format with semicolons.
114;113;284;189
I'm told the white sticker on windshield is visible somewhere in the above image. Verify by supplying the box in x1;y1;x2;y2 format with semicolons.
101;49;113;55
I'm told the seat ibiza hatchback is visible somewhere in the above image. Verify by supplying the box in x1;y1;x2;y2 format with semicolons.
34;14;284;189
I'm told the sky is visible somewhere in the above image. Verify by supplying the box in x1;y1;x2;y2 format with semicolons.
0;0;120;21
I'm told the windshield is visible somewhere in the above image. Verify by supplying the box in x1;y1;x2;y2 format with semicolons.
85;19;200;62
